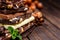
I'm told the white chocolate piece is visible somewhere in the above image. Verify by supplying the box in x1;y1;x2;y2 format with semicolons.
4;16;35;29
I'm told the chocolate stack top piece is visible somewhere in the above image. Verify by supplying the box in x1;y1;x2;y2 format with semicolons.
0;0;26;14
0;0;28;19
0;0;28;24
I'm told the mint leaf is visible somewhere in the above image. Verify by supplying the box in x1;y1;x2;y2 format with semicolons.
17;34;22;40
8;26;22;40
8;26;14;34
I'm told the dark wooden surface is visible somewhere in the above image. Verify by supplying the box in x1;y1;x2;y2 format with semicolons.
22;1;60;40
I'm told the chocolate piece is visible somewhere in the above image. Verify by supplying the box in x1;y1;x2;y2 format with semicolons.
0;0;44;40
0;0;25;14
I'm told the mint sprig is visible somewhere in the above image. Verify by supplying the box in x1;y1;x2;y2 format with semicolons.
8;26;22;40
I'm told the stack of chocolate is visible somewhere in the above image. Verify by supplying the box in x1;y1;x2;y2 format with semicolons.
0;0;44;40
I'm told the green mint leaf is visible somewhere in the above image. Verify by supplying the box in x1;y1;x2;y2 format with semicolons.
8;26;14;34
8;26;22;40
17;34;22;40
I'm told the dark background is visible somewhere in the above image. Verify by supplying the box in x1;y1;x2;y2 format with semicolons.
40;0;60;9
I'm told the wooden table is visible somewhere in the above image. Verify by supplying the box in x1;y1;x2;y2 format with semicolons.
22;1;60;40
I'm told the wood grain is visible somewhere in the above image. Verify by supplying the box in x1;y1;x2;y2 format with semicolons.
23;37;29;40
22;1;60;40
41;3;60;29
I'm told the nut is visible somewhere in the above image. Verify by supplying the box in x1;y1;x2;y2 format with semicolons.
29;3;36;11
32;11;43;18
37;2;43;9
7;4;13;9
